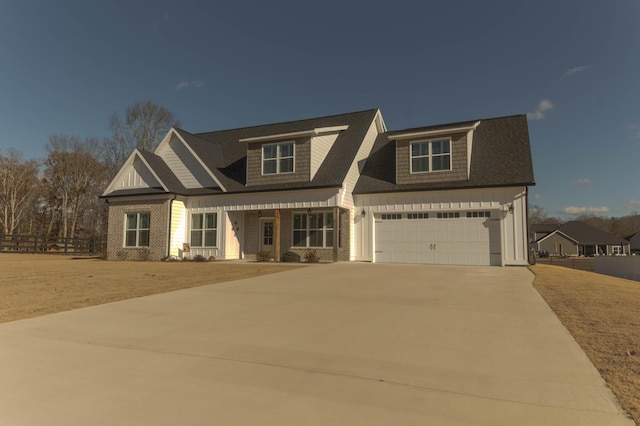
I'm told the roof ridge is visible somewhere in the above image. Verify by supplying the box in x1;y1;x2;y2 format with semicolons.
386;114;526;134
194;108;379;136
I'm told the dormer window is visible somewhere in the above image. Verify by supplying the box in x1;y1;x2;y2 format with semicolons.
410;138;451;173
262;141;294;175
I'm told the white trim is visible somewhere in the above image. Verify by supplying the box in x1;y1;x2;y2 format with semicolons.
536;230;579;245
102;149;169;196
389;121;480;141
261;141;295;175
409;138;452;174
239;125;349;143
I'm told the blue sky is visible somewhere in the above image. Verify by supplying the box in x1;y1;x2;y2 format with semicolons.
1;1;639;218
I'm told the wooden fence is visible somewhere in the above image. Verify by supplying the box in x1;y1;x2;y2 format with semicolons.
0;234;106;256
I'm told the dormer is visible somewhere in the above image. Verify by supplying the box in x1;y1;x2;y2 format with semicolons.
389;121;480;185
240;125;348;186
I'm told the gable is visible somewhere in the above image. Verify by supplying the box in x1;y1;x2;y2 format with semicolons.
102;152;166;196
156;134;220;189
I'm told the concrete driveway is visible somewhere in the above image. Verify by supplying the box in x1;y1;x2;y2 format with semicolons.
0;263;633;425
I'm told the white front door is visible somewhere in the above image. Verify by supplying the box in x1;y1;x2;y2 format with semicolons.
260;218;274;256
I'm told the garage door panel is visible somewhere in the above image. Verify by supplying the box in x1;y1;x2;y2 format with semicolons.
375;214;501;266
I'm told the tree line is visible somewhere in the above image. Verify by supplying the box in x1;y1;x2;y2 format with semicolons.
529;205;640;239
0;100;179;239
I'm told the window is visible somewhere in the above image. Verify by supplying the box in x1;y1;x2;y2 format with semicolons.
612;246;623;255
466;211;491;218
407;213;429;219
263;142;294;174
293;212;334;248
381;214;402;220
436;212;460;219
125;213;150;247
191;213;217;247
410;138;451;173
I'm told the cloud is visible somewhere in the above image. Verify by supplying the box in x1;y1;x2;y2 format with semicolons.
527;99;554;120
562;206;610;215
625;199;640;211
570;178;592;186
175;79;206;91
564;65;589;76
628;124;640;139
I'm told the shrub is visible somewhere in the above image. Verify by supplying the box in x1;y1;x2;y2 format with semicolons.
304;249;319;263
281;251;301;263
192;254;209;262
256;250;272;262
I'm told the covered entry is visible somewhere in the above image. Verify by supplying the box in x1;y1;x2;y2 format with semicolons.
374;211;502;266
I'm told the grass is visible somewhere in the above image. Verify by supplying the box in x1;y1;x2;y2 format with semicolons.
531;263;640;424
0;254;302;323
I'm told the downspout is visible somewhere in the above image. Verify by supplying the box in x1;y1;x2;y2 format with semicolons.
167;195;177;258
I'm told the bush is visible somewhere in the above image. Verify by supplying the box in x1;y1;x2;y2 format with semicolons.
304;249;319;263
256;250;272;262
281;251;301;263
192;254;209;262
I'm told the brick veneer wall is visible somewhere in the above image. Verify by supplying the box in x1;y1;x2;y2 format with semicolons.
106;199;169;261
396;132;468;185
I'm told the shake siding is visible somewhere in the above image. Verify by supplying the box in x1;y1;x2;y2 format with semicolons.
161;139;218;189
396;132;468;185
246;137;311;186
310;133;339;180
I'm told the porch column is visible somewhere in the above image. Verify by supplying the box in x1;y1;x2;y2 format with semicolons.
333;207;340;262
274;209;281;262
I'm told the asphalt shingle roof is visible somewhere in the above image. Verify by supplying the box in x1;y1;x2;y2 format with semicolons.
353;114;535;194
103;110;535;198
554;221;629;245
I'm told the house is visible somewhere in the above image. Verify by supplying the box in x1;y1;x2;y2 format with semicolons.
101;109;535;266
535;221;630;256
627;232;640;255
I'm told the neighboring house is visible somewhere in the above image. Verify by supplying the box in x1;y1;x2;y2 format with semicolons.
627;232;640;255
101;109;535;266
536;221;630;256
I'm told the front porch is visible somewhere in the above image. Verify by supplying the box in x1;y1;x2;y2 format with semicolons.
244;207;350;262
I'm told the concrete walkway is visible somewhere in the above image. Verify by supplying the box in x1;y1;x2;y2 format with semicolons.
0;263;633;425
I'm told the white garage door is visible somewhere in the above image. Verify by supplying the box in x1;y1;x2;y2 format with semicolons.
374;212;501;266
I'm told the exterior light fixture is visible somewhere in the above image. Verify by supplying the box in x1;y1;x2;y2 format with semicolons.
361;208;366;217
508;204;514;214
258;210;262;217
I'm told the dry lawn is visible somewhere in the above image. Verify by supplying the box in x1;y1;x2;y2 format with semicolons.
531;264;640;424
0;254;302;323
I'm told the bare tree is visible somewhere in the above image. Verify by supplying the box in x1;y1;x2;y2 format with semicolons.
104;100;180;174
43;136;107;238
0;150;40;234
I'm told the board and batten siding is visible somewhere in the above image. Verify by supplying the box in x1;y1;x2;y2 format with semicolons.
113;157;162;190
